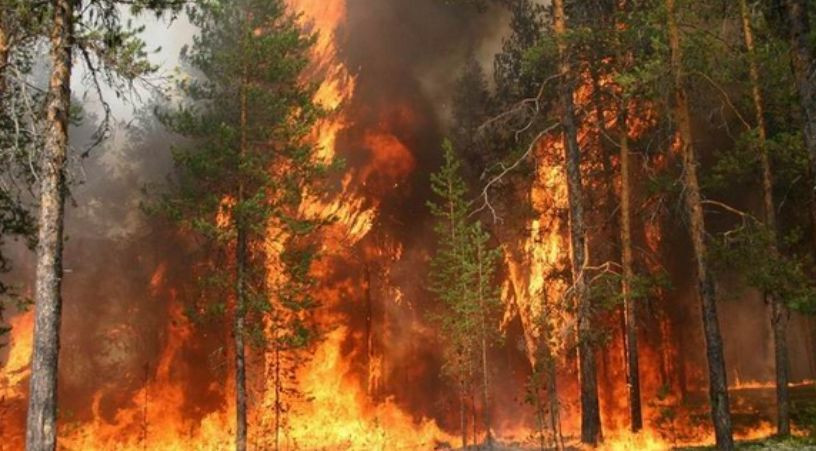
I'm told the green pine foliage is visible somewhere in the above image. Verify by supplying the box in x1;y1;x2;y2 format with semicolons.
427;139;502;398
156;0;331;382
0;0;42;349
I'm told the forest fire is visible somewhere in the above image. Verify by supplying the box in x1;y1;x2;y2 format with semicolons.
2;0;816;450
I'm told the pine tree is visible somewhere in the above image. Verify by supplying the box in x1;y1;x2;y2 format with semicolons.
784;0;816;198
157;1;327;449
612;0;643;433
551;0;602;444
27;2;180;449
428;141;473;448
0;0;41;350
428;141;502;449
665;0;734;447
738;0;790;436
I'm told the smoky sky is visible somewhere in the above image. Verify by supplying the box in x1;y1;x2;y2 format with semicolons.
338;0;506;241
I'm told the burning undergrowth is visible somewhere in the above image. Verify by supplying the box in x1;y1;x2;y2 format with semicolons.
1;0;816;449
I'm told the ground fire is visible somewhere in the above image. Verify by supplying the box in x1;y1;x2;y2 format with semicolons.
2;0;816;450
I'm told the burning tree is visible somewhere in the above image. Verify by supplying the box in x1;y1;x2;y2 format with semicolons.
22;1;183;448
156;0;331;448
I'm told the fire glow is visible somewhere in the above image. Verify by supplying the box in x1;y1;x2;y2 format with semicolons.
1;0;813;450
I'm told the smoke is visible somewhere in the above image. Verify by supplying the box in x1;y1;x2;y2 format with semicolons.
5;0;814;445
318;0;528;430
0;12;203;428
3;0;515;436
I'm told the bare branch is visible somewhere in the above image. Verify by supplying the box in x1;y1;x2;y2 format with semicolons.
689;70;752;131
471;121;562;223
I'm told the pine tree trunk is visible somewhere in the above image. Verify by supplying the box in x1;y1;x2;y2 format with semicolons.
784;0;816;252
235;227;248;451
739;0;790;436
274;333;282;451
785;0;816;181
25;1;72;449
234;72;249;451
611;0;643;432
666;1;734;448
460;359;468;449
618;106;643;432
477;243;492;449
0;25;9;98
545;357;563;451
551;0;602;444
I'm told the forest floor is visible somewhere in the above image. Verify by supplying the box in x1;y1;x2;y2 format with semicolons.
476;383;816;450
677;435;816;450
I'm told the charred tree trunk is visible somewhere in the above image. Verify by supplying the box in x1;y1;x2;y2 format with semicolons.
612;0;643;432
25;1;72;449
618;106;643;432
666;0;734;448
739;0;790;436
551;0;602;445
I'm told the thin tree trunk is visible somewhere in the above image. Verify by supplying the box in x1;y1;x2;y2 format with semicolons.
444;173;469;450
783;0;816;253
274;332;281;451
25;1;72;449
739;0;790;436
460;357;468;449
785;0;816;183
470;379;477;446
234;70;249;451
477;242;492;449
551;0;602;445
611;0;643;432
0;25;9;97
545;357;563;451
533;379;546;451
618;106;643;432
235;227;248;451
666;0;734;448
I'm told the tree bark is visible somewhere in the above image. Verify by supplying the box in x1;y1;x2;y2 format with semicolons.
551;0;602;445
611;0;643;432
666;0;734;448
618;106;643;433
460;357;468;449
785;0;816;181
477;241;492;449
0;24;10;98
783;0;816;252
739;0;790;436
25;1;72;449
274;334;281;451
545;357;563;451
234;69;249;451
234;226;248;451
